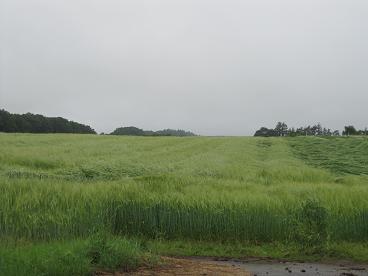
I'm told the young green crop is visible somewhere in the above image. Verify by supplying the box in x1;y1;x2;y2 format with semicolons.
0;134;367;245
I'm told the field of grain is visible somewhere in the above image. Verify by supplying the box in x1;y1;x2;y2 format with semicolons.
0;134;367;274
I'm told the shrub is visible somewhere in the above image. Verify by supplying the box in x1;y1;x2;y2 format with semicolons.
294;199;328;253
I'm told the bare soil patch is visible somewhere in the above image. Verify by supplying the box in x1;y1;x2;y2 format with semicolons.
96;257;251;275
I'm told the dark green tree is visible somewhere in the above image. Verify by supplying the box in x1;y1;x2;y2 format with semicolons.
0;109;96;134
343;125;358;136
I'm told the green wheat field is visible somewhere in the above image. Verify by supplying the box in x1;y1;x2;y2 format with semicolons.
0;133;367;275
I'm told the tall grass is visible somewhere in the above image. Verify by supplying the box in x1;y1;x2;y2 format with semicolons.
0;134;367;244
0;178;367;243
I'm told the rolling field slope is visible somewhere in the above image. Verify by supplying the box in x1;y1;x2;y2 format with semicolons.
0;134;367;274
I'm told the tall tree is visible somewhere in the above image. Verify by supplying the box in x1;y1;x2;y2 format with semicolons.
343;125;358;136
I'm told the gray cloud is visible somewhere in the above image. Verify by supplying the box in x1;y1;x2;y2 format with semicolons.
1;0;367;135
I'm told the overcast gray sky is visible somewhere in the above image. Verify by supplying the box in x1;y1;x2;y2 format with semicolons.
0;0;367;135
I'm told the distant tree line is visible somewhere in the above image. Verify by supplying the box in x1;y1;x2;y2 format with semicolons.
342;125;368;136
0;109;96;134
3;109;365;137
0;109;196;136
110;126;196;137
254;122;368;137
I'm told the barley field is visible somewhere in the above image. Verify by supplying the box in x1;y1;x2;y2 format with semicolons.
0;134;367;274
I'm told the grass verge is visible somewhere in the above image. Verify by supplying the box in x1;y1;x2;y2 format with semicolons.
1;237;367;276
146;239;368;263
0;235;158;276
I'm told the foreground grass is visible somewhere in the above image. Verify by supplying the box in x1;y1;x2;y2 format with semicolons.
1;237;367;276
0;235;157;276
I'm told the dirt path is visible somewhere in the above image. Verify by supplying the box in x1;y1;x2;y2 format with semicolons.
98;257;251;275
98;257;368;276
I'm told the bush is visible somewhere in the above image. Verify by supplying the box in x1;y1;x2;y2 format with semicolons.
293;199;329;253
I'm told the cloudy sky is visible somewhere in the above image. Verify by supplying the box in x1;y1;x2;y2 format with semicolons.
1;0;367;135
